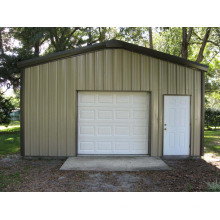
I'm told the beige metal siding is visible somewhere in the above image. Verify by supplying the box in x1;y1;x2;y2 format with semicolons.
39;64;49;156
66;57;76;155
24;49;202;157
57;59;67;156
48;61;58;156
151;58;159;156
24;67;31;155
122;50;132;90
30;66;40;155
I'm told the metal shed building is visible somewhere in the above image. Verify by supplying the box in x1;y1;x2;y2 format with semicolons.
18;40;208;158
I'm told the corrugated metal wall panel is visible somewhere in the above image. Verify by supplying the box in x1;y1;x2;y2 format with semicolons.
24;49;202;157
122;50;132;90
113;49;123;90
95;51;104;90
104;50;113;90
188;68;194;155
177;66;186;95
168;63;177;94
30;66;40;155
194;70;201;156
24;68;31;155
132;53;141;90
57;59;67;156
86;53;95;90
141;56;150;91
77;55;86;90
48;61;58;156
158;60;167;156
66;57;76;156
39;64;49;156
151;58;159;156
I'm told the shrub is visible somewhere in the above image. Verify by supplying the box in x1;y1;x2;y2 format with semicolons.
205;109;220;129
206;181;220;192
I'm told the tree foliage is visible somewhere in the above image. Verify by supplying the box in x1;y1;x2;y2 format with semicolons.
205;109;220;129
0;91;15;125
0;27;220;111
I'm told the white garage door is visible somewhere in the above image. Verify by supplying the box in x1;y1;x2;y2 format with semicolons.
78;92;149;155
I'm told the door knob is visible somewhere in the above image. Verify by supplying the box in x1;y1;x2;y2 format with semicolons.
164;124;167;126
164;128;167;130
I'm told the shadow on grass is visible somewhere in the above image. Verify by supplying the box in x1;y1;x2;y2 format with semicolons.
204;130;220;156
0;133;20;156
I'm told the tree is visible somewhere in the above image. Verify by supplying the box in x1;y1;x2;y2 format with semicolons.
0;91;15;125
181;27;193;59
0;28;21;90
149;27;153;49
10;27;47;57
45;27;83;52
196;27;212;63
10;90;20;109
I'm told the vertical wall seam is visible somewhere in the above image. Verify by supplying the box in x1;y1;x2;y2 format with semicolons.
20;69;25;156
200;71;205;156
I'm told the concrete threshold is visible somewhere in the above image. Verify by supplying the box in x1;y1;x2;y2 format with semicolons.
60;156;171;171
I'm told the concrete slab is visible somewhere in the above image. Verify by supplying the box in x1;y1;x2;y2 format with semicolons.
60;156;170;171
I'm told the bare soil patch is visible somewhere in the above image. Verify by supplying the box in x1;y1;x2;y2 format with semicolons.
0;154;219;192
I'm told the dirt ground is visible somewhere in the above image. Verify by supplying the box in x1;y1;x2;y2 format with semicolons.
0;154;219;192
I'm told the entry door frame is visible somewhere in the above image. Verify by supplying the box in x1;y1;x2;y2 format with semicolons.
76;90;152;156
162;94;191;157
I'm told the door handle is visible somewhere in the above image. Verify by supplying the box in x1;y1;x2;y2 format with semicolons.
164;128;167;130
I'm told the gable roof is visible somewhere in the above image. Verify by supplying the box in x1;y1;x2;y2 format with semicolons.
17;39;208;71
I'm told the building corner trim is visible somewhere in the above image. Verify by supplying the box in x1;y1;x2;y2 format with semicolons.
200;71;205;156
20;69;25;156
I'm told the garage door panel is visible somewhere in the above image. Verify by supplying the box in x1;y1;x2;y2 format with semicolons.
98;94;113;103
79;126;95;136
97;126;112;136
78;92;149;155
79;110;95;120
115;126;130;136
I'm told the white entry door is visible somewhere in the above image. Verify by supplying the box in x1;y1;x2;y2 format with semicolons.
78;92;149;155
163;96;190;155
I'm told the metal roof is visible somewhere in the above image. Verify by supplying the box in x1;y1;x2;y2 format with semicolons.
17;39;208;71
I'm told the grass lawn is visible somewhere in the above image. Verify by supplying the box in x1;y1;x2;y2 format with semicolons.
0;121;20;156
204;130;220;155
0;120;20;130
0;132;20;156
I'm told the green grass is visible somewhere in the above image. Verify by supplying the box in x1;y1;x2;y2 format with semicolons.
0;133;20;156
0;126;20;133
0;121;20;131
204;130;220;155
0;171;22;191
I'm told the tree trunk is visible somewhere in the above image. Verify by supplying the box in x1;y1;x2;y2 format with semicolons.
34;41;40;56
149;27;153;49
0;28;4;55
196;27;211;63
181;27;188;59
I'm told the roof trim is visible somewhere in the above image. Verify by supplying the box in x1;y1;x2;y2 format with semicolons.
17;39;209;71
